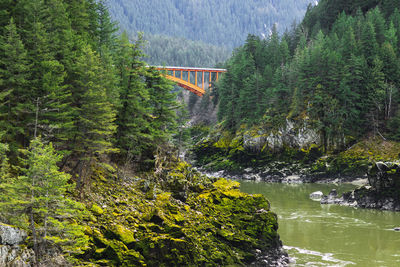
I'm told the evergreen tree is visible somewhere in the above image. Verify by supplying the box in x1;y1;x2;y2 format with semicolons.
114;33;151;165
361;21;379;65
390;9;400;53
0;133;11;179
68;44;117;189
0;18;31;152
145;67;178;145
0;137;88;263
96;0;118;54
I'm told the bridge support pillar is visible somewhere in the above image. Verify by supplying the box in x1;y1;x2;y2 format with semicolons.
202;72;205;89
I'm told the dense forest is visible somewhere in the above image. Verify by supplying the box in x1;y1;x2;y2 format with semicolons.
216;0;400;152
0;1;285;266
107;0;315;66
142;34;230;67
108;0;315;48
0;0;181;263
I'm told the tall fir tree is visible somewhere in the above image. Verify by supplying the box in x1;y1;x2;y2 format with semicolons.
0;18;31;153
68;44;117;190
114;33;152;166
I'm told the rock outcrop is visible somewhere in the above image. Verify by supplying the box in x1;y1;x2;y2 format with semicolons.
0;223;34;267
77;162;289;266
320;162;400;211
309;191;323;200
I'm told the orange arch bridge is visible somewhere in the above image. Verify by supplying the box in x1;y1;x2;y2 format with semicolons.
155;66;227;96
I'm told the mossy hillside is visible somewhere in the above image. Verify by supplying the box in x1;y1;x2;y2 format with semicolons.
310;137;400;177
77;161;281;266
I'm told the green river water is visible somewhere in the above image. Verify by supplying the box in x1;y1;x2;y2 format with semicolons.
239;181;400;267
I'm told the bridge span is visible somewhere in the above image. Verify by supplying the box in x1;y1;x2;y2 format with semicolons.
155;66;227;96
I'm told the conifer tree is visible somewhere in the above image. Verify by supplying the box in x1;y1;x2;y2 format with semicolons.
114;33;151;165
69;44;117;189
0;133;11;179
361;21;379;65
96;0;118;54
145;67;178;144
0;18;31;152
43;0;74;64
0;137;88;263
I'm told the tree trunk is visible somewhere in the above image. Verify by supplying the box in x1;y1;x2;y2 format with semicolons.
29;206;39;266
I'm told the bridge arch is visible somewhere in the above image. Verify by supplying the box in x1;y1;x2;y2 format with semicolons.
155;66;227;96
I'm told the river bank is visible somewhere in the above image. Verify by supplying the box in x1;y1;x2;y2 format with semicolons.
202;165;400;212
200;166;368;185
191;128;400;212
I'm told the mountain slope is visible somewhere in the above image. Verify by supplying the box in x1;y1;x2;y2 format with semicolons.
107;0;315;49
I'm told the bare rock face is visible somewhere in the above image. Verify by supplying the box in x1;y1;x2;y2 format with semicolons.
0;223;34;267
0;223;27;246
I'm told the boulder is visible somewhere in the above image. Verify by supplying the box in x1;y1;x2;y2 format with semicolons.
328;189;337;197
368;162;400;192
0;223;27;246
0;223;34;267
309;191;323;200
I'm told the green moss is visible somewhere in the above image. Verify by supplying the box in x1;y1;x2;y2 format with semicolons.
90;204;104;216
75;161;281;266
213;131;234;149
213;178;240;191
110;225;135;245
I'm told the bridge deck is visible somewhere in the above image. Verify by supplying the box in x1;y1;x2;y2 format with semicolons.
155;66;227;72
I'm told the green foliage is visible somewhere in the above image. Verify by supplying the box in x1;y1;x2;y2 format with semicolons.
0;137;88;260
217;5;400;153
142;34;230;67
0;1;182;262
0;133;11;180
0;18;31;152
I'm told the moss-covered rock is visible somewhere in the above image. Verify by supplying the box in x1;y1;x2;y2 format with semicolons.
90;204;104;216
75;161;285;266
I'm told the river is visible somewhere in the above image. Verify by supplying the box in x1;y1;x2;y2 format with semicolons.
239;181;400;266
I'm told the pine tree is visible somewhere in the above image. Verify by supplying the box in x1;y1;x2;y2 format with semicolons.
366;8;386;45
114;33;151;165
361;21;379;65
0;133;11;179
0;137;88;263
0;18;31;152
69;44;117;189
0;0;13;35
389;9;400;53
96;0;118;54
145;67;178;144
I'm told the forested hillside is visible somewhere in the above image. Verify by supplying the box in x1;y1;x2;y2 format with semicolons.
0;0;177;262
107;0;314;66
215;0;400;152
108;0;314;48
143;34;230;67
0;1;286;266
